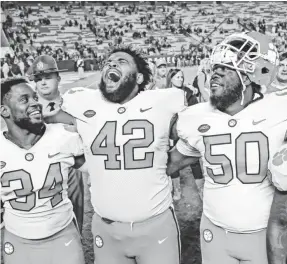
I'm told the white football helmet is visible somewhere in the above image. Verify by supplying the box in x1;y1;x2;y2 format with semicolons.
210;31;279;89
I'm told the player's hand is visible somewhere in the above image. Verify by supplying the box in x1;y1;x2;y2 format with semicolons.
63;124;78;133
186;84;199;95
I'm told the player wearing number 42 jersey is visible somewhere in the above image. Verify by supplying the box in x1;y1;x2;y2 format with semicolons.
168;31;287;264
46;45;186;264
0;78;86;264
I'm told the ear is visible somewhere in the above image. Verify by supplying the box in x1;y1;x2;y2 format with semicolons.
241;74;252;86
0;105;10;119
136;73;143;85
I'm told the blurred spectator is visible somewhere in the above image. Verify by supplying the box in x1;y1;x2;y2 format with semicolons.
154;58;167;89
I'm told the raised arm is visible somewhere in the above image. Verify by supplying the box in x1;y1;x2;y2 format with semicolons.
267;188;287;264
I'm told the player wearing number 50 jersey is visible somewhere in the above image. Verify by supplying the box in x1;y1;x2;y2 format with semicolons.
168;31;287;264
0;78;86;264
45;45;187;264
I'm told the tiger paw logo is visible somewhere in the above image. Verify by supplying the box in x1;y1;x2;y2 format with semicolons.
272;148;287;166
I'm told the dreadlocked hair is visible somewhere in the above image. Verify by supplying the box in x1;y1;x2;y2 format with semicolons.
107;44;152;92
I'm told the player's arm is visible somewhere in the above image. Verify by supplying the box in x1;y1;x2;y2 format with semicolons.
73;154;86;170
267;188;287;264
44;109;76;126
167;145;200;177
197;72;210;102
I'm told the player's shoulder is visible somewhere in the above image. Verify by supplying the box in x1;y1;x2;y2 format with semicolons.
142;87;184;99
45;124;78;140
179;101;212;117
177;102;212;139
61;87;101;119
62;87;99;100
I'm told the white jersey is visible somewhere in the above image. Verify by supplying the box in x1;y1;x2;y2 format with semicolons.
0;124;84;239
176;93;287;233
269;142;287;191
62;87;186;222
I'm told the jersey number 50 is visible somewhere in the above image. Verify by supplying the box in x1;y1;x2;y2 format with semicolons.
203;132;269;184
91;120;154;170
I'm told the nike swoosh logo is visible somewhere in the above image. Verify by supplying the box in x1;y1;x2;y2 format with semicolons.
252;119;266;125
158;237;168;244
140;107;152;113
65;239;73;246
48;152;60;158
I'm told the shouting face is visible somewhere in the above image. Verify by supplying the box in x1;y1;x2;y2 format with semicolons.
99;52;139;103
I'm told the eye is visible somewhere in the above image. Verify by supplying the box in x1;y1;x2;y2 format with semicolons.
20;97;28;103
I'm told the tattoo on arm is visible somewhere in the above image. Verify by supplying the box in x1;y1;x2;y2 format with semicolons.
267;188;287;264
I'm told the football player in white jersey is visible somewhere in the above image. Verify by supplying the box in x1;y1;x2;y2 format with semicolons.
0;77;86;264
30;55;85;234
167;31;287;264
45;45;187;264
267;141;287;264
268;52;287;94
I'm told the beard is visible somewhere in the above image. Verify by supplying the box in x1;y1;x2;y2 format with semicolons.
14;117;44;134
210;82;242;112
99;73;137;103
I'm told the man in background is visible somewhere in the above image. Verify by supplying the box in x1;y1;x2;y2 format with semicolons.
30;55;85;233
268;51;287;93
154;57;167;89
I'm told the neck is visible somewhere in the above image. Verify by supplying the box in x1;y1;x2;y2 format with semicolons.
38;90;60;101
223;87;254;116
120;86;140;104
5;123;45;150
275;77;287;85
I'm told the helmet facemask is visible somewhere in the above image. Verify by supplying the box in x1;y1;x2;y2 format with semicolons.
210;32;279;104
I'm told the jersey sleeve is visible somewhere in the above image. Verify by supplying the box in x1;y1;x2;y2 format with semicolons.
269;144;287;191
58;127;84;157
176;107;201;157
61;87;97;120
176;138;201;157
165;88;187;113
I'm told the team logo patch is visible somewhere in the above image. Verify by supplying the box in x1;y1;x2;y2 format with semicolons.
117;107;126;114
198;124;210;133
272;148;287;166
95;235;104;248
84;110;96;118
4;242;14;255
228;119;237;127
25;153;34;161
0;161;6;169
203;229;213;243
36;61;44;71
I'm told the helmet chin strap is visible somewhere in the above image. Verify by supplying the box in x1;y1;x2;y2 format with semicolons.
231;57;246;106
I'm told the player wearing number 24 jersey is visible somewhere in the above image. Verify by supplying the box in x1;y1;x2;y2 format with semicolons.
168;31;287;264
46;45;186;264
0;78;86;264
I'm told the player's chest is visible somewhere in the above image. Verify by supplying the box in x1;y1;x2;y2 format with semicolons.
194;114;284;153
78;103;173;148
1;146;71;190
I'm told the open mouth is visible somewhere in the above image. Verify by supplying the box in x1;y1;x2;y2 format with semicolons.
28;109;42;118
106;70;121;84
